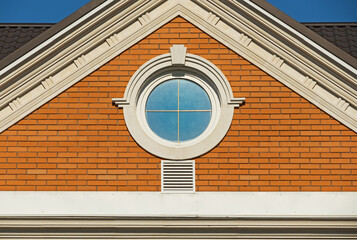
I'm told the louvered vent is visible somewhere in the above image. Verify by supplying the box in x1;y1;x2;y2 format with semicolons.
161;160;195;193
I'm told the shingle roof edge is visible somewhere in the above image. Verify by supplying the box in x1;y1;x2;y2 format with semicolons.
249;0;357;69
0;0;106;70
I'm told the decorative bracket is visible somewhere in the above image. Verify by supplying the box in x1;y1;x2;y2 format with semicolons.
106;33;121;47
303;76;317;90
207;12;220;26
9;98;22;111
336;98;350;112
228;97;246;107
41;76;55;90
238;33;252;47
270;55;284;68
112;98;129;108
74;55;87;69
138;13;150;25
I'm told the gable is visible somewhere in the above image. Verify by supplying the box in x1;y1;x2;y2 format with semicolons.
0;0;356;135
1;1;357;237
0;17;356;192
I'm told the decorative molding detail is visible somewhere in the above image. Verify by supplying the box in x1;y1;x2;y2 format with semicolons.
112;98;129;107
0;0;356;134
41;76;55;90
199;0;357;130
238;33;252;47
8;98;21;111
106;33;121;47
207;12;220;25
303;76;317;90
113;49;245;159
270;54;284;68
170;45;187;65
0;217;356;239
138;12;150;25
336;98;350;112
228;98;246;106
73;55;87;69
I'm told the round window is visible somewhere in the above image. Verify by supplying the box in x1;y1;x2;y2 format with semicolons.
112;45;245;160
138;73;219;148
145;79;212;142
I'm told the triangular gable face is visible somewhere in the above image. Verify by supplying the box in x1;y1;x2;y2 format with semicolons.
0;0;357;134
0;0;356;135
1;16;356;192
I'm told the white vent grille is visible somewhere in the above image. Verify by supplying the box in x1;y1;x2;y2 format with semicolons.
161;160;195;193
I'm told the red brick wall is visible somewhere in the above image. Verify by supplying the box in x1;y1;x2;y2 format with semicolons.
0;17;356;191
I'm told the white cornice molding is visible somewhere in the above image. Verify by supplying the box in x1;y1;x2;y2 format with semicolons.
0;0;356;133
0;217;356;239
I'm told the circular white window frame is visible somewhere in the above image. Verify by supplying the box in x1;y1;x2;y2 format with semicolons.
112;45;245;160
138;72;219;147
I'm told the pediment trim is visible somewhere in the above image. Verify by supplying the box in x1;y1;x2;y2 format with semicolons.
0;0;356;133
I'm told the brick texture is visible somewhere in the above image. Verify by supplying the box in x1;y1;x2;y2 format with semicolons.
0;17;356;191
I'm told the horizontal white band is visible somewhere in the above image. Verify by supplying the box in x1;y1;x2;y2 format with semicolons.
1;192;356;217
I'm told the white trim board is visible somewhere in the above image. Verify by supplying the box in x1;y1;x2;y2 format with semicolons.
0;192;356;217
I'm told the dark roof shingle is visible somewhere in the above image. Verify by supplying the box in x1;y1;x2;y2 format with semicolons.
0;24;52;60
304;23;357;59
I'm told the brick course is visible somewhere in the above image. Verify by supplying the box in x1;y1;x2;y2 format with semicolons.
0;17;356;191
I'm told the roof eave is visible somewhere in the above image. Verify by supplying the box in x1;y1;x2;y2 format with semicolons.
0;0;107;72
249;0;357;70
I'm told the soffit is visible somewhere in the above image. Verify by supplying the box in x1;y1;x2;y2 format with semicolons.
0;0;356;133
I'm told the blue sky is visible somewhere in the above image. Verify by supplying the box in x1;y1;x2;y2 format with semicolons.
0;0;91;23
0;0;356;23
266;0;357;22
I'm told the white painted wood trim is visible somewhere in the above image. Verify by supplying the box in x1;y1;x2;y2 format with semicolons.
0;192;356;217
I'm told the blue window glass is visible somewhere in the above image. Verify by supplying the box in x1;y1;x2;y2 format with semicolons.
179;111;211;141
146;112;178;142
146;80;178;110
146;79;212;142
179;80;211;110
